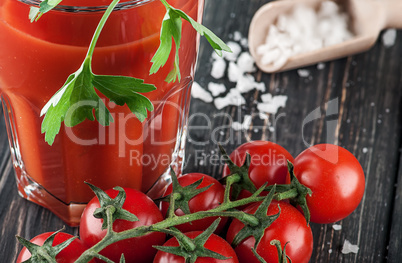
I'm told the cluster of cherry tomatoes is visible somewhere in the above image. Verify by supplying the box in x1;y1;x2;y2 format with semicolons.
17;141;366;263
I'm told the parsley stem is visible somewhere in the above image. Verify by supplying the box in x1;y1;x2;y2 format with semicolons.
85;0;120;61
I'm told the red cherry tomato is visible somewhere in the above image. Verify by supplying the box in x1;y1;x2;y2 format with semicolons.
226;200;313;263
290;144;365;224
16;232;94;263
223;141;294;198
160;173;227;234
79;187;166;262
153;231;239;263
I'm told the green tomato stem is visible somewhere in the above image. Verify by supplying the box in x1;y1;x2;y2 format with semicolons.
74;192;267;263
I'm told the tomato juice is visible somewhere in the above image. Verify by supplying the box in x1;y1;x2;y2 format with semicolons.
0;0;203;225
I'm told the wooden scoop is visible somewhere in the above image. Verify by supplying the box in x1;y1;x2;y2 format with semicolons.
248;0;402;73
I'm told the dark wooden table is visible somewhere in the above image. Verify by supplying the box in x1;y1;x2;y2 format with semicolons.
1;0;401;262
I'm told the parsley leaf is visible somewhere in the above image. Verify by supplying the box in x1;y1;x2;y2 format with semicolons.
40;0;155;145
93;75;155;122
150;0;231;82
39;0;230;145
41;58;155;145
29;0;63;22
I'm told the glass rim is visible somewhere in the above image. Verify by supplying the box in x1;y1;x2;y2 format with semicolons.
19;0;156;12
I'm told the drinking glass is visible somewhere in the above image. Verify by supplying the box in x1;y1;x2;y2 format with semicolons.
0;0;203;225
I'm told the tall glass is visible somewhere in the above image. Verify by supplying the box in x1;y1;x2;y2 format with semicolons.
0;0;203;225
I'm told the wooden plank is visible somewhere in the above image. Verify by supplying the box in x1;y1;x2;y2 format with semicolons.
388;153;402;263
186;1;402;263
0;0;401;262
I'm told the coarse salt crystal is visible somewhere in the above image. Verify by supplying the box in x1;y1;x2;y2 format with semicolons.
211;58;226;79
243;115;252;129
257;1;354;67
261;93;273;102
237;52;256;73
332;224;342;231
208;82;227;97
233;31;242;42
236;74;266;93
341;240;359;254
297;69;310;77
232;115;252;131
223;41;242;62
232;121;243;131
240;37;248;47
382;29;397;48
318;0;339;18
214;88;246;110
317;63;326;70
228;62;241;83
257;95;288;114
259;112;269;120
191;82;213;103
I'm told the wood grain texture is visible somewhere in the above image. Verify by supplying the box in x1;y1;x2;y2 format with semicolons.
0;0;401;262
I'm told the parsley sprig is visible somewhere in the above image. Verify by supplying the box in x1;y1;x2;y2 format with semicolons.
36;0;230;145
151;0;231;82
40;0;155;145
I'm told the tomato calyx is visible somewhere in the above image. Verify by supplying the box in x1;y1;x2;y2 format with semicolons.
16;227;76;263
265;161;312;224
231;185;280;248
160;170;213;217
251;240;292;263
86;183;139;230
154;219;230;263
219;144;257;199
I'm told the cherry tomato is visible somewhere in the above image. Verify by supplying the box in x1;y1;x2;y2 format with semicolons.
16;232;94;263
79;187;166;263
153;231;239;263
226;200;313;263
160;173;227;234
290;144;365;224
223;141;294;198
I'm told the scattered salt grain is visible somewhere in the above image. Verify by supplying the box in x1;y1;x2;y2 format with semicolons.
240;38;248;48
259;112;269;120
228;62;242;83
297;69;310;78
191;82;213;103
208;82;227;97
214;88;246;110
341;240;359;254
317;63;326;70
237;52;256;73
332;224;342;231
223;41;242;62
232;115;252;131
382;29;397;48
236;74;266;93
362;147;368;154
211;58;227;79
257;95;288;114
243;115;252;129
233;31;242;42
232;121;243;131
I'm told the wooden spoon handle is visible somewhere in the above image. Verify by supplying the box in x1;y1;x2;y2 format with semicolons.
383;0;402;29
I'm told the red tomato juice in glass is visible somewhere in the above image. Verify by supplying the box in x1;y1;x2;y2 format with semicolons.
0;0;203;225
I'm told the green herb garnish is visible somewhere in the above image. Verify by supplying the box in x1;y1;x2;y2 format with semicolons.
36;0;230;145
151;0;231;82
29;0;63;22
40;0;155;145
